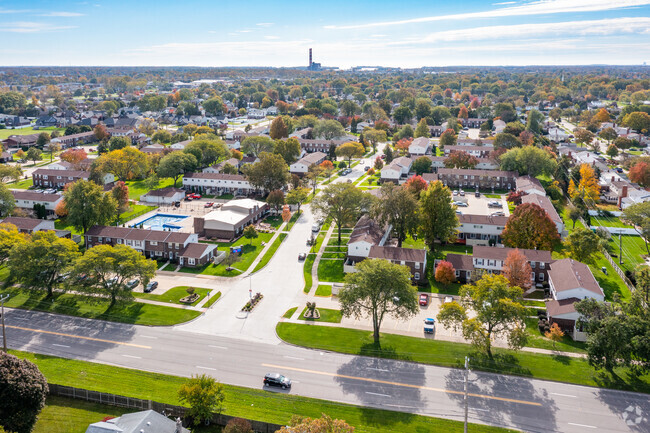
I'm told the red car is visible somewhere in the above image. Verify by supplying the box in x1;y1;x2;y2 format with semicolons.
419;294;429;306
204;202;213;208
191;193;202;199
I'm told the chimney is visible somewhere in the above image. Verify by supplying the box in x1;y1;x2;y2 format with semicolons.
622;185;628;198
618;185;628;208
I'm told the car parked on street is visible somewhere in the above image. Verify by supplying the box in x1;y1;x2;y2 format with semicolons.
263;373;291;389
298;253;306;261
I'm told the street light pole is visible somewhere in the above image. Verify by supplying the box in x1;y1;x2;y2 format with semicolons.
464;356;469;433
1;294;9;353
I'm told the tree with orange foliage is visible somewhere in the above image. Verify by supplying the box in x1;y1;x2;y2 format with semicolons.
469;97;480;109
545;323;565;349
458;105;469;119
94;124;109;143
276;415;353;433
628;161;650;187
444;88;453;98
568;163;600;203
592;108;610;124
319;160;335;179
59;148;88;170
502;203;561;251
394;137;413;155
502;248;533;290
519;130;534;146
54;200;67;217
404;175;428;198
435;261;456;286
444;151;478;169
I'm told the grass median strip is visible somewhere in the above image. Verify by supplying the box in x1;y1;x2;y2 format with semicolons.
252;233;287;273
303;254;316;293
298;306;342;323
202;291;222;308
134;286;210;306
276;322;650;394
13;350;514;433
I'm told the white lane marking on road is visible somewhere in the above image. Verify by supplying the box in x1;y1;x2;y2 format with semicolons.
365;392;391;397
551;392;577;398
284;356;304;360
209;345;227;350
472;408;490;412
568;423;597;429
385;404;417;409
52;344;70;348
122;355;141;359
196;366;217;371
367;368;390;372
140;336;158;339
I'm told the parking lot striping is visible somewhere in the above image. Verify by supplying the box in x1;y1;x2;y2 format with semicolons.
568;423;597;429
122;355;141;359
52;344;70;348
366;391;391;397
196;366;217;371
261;363;542;407
551;393;577;398
284;356;305;360
7;325;152;349
209;345;228;350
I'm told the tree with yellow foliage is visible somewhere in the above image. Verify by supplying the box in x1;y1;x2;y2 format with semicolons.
592;108;610;124
569;163;600;203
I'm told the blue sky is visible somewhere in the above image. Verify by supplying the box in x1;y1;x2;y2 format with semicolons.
1;0;650;67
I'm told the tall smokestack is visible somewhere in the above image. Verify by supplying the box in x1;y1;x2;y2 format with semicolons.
309;48;312;68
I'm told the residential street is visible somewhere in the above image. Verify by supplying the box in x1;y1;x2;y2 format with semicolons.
4;307;649;433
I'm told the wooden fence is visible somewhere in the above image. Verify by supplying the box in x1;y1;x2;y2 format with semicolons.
48;383;285;433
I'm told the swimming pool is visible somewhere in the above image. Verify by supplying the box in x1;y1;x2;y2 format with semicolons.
131;214;189;231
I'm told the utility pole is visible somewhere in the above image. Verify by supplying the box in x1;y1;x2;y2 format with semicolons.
1;294;9;353
619;233;623;265
464;356;469;433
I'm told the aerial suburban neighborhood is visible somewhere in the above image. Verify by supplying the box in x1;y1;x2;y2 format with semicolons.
1;1;650;433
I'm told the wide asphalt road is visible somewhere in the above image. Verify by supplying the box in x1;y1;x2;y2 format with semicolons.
4;307;649;433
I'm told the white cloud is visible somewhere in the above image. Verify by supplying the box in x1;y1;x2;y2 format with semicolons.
493;1;516;5
0;8;32;14
0;21;77;33
324;0;650;29
408;17;650;44
40;12;85;17
256;22;273;27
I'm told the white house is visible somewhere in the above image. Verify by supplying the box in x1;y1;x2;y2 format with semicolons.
140;187;186;205
493;119;506;134
380;156;412;183
11;191;63;215
345;215;391;262
289;151;326;175
548;127;569;142
516;175;546;196
203;158;240;174
183;172;256;196
408;137;431;156
170;139;192;150
457;214;509;246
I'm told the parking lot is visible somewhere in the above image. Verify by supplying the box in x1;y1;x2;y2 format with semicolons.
452;193;509;217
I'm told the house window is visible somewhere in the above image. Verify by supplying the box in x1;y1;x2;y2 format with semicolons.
415;262;420;270
117;239;122;244
531;261;536;268
168;243;173;248
400;260;405;265
539;273;545;281
98;237;102;242
531;272;535;280
188;258;195;265
150;241;157;246
155;251;162;256
540;262;545;269
106;238;111;242
455;270;460;277
414;272;420;280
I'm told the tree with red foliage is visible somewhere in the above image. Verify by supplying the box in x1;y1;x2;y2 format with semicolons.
519;130;534;146
458;106;469;119
404;175;428;198
319;160;335;179
502;203;560;251
502;248;533;290
444;150;478;169
628;161;650;187
435;260;456;286
110;181;130;224
506;190;527;205
394;137;413;155
469;97;480;109
375;119;390;131
59;148;88;169
94;124;109;143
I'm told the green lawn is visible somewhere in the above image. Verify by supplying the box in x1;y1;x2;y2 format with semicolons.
117;204;157;225
276;323;650;394
590;215;634;229
13;350;512;433
283;306;298;319
252;233;286;273
607;235;647;276
303;254;316;293
264;215;285;229
0;287;201;326
524;318;586;353
327;236;349;246
309;232;325;254
315;284;333;297
134;286;211;306
202;291;222;308
358;174;381;187
181;232;274;277
298;306;343;323
124;178;178;200
286;210;301;230
0;126;65;140
7;177;33;189
34;396;130;433
317;259;346;283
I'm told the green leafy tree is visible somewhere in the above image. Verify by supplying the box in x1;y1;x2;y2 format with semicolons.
243;224;258;244
0;223;28;263
276;415;354;433
335;142;365;166
0;184;15;217
151;130;172;143
243;152;290;192
606;144;619;159
108;135;132;151
110;181;130;224
371;183;418;247
414;118;430;138
7;231;81;297
412;156;432;175
314;119;346;140
157;152;197;187
418;181;459;252
312;183;371;245
340;259;418;345
241;136;275;157
574;128;595;147
493;132;520;149
599;127;618;144
184;139;229;168
0;352;48;433
564;228;602;264
439;129;456;148
567;205;583;229
63;179;117;236
437;274;527;358
74;244;157;307
499;146;557;177
286;187;309;213
46;142;60;163
501;203;560;251
36;132;50;147
622;201;650;254
266;189;285;213
0;165;22;183
273;137;301;164
362;129;386;154
178;374;225;426
202;96;225;115
526;109;544;134
26;147;42;166
393;106;412;124
622;111;650;132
